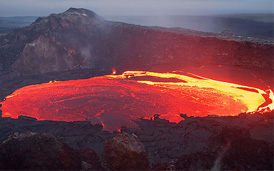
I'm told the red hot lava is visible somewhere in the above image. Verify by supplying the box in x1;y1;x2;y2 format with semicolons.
1;71;273;132
112;68;117;75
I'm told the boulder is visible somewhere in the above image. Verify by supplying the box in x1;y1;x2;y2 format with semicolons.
0;132;82;170
101;132;149;170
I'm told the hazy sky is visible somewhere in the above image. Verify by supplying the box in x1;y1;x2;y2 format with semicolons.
0;0;273;16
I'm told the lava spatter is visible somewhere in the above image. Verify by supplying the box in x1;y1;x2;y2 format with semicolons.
0;71;272;132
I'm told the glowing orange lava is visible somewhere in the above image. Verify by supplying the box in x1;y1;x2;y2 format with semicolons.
112;68;117;75
0;71;273;131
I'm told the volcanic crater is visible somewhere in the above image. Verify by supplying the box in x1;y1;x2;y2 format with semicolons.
0;8;273;170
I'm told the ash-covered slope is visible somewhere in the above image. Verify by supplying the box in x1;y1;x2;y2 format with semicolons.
0;8;273;75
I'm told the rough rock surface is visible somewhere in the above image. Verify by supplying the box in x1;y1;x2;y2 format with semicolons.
0;117;117;156
0;112;272;170
0;132;82;170
76;148;102;170
121;112;273;164
101;132;149;170
175;127;273;170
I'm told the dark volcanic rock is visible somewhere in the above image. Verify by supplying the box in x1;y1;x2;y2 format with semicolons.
0;132;82;170
0;117;117;156
175;127;273;170
101;132;149;170
121;113;274;165
0;113;272;169
222;135;273;170
76;148;102;170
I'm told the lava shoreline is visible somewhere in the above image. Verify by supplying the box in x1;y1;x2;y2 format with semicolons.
1;71;272;132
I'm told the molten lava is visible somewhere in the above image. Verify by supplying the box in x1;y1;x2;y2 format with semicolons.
112;68;117;75
0;71;273;131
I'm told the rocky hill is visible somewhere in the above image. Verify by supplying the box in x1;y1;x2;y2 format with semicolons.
0;8;273;74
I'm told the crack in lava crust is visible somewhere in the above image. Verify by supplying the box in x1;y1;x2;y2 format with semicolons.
0;71;272;132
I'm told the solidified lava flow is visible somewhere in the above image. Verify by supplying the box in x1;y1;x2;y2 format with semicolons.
1;71;273;131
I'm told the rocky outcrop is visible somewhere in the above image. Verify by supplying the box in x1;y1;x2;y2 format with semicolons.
101;132;149;170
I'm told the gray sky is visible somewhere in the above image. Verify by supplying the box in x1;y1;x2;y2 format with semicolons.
0;0;273;16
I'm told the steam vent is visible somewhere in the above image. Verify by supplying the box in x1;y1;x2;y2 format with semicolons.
0;8;273;170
